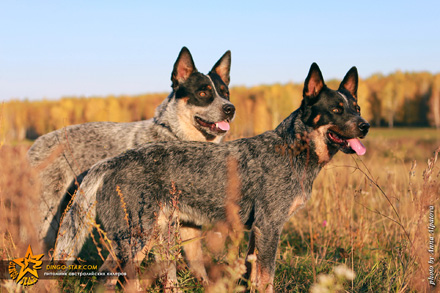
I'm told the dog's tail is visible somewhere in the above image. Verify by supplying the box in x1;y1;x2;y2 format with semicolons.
53;166;106;264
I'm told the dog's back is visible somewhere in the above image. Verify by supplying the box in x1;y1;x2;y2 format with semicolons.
28;119;165;170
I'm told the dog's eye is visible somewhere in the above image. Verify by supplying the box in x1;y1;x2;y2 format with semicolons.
332;108;343;114
199;91;207;97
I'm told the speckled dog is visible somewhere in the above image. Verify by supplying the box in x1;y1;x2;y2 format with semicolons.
54;63;370;292
28;47;235;282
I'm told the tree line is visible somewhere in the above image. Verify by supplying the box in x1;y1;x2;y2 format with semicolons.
1;70;440;142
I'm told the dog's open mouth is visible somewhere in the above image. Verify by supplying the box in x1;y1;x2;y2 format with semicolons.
195;117;230;133
327;130;366;156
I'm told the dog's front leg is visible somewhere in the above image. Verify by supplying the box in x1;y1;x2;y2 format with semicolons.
99;254;119;290
99;241;142;292
244;229;257;284
180;226;209;283
251;225;281;293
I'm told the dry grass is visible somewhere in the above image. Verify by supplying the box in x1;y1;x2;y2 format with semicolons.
0;145;44;292
281;131;440;292
0;145;42;258
1;128;439;292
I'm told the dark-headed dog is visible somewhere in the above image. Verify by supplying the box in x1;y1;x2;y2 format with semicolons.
54;63;369;292
28;47;234;282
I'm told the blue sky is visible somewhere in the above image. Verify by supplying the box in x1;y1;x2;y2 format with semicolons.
1;0;439;101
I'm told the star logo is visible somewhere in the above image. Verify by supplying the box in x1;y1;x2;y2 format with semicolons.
9;245;44;287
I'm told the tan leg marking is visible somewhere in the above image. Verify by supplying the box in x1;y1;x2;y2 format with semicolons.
180;227;209;282
257;267;274;293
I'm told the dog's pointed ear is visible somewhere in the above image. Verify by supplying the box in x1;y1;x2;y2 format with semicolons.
303;63;326;98
171;47;198;88
210;50;231;86
339;66;358;99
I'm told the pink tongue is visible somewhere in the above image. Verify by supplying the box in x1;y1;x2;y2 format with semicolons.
347;138;366;156
216;121;230;131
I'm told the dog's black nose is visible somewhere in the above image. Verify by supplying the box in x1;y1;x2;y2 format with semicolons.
223;104;235;116
358;122;370;132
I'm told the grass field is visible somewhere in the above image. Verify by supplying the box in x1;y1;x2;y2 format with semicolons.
1;128;439;292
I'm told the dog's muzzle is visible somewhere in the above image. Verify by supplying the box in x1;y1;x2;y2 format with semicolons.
358;121;370;136
222;103;235;118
